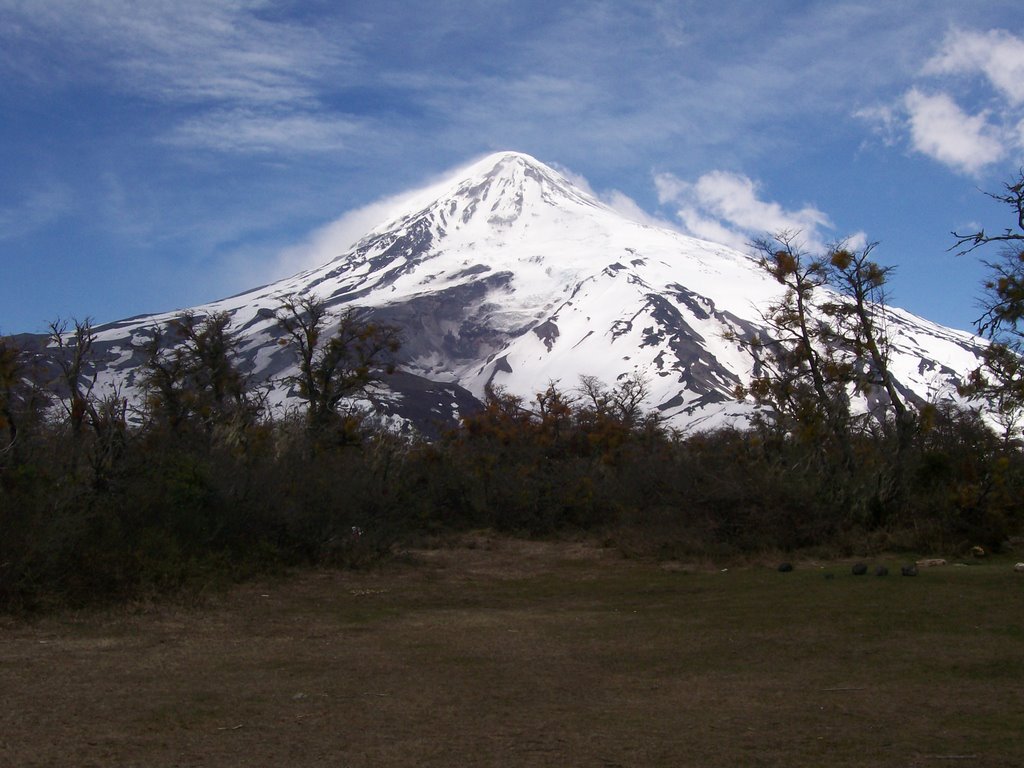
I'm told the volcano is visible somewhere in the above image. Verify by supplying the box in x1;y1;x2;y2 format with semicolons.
72;151;986;433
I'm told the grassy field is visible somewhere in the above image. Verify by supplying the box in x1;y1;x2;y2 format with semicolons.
2;535;1023;767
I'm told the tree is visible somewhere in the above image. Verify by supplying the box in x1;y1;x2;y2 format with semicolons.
744;233;913;438
0;334;48;471
742;232;932;524
953;170;1024;442
534;381;575;446
275;295;401;439
952;170;1024;259
578;373;652;429
742;232;853;452
139;311;261;442
820;242;923;519
48;318;99;440
822;242;914;447
138;327;190;433
45;318;129;486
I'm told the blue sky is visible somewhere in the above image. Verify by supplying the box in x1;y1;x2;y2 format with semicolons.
2;1;1023;334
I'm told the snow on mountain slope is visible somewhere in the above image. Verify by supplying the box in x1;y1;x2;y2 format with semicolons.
75;151;987;433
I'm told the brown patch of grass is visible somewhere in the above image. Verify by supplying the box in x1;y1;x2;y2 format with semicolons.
2;538;1023;767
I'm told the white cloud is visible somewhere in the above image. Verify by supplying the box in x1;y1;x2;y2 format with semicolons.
859;27;1024;176
903;89;1005;175
923;27;1024;106
655;170;836;252
673;207;750;251
654;173;688;206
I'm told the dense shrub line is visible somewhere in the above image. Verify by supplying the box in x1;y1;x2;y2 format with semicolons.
2;367;1021;612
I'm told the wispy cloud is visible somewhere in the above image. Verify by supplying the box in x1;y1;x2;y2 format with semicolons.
654;170;852;253
858;26;1024;176
1;0;355;153
0;183;71;240
1;1;986;168
7;0;348;104
163;109;363;154
273;198;408;278
359;2;951;177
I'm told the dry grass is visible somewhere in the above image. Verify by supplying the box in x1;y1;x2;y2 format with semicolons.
2;534;1023;767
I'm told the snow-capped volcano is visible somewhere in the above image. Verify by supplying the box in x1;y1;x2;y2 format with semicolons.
72;151;986;432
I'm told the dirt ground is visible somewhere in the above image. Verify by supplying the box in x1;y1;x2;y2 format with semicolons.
2;534;1023;767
